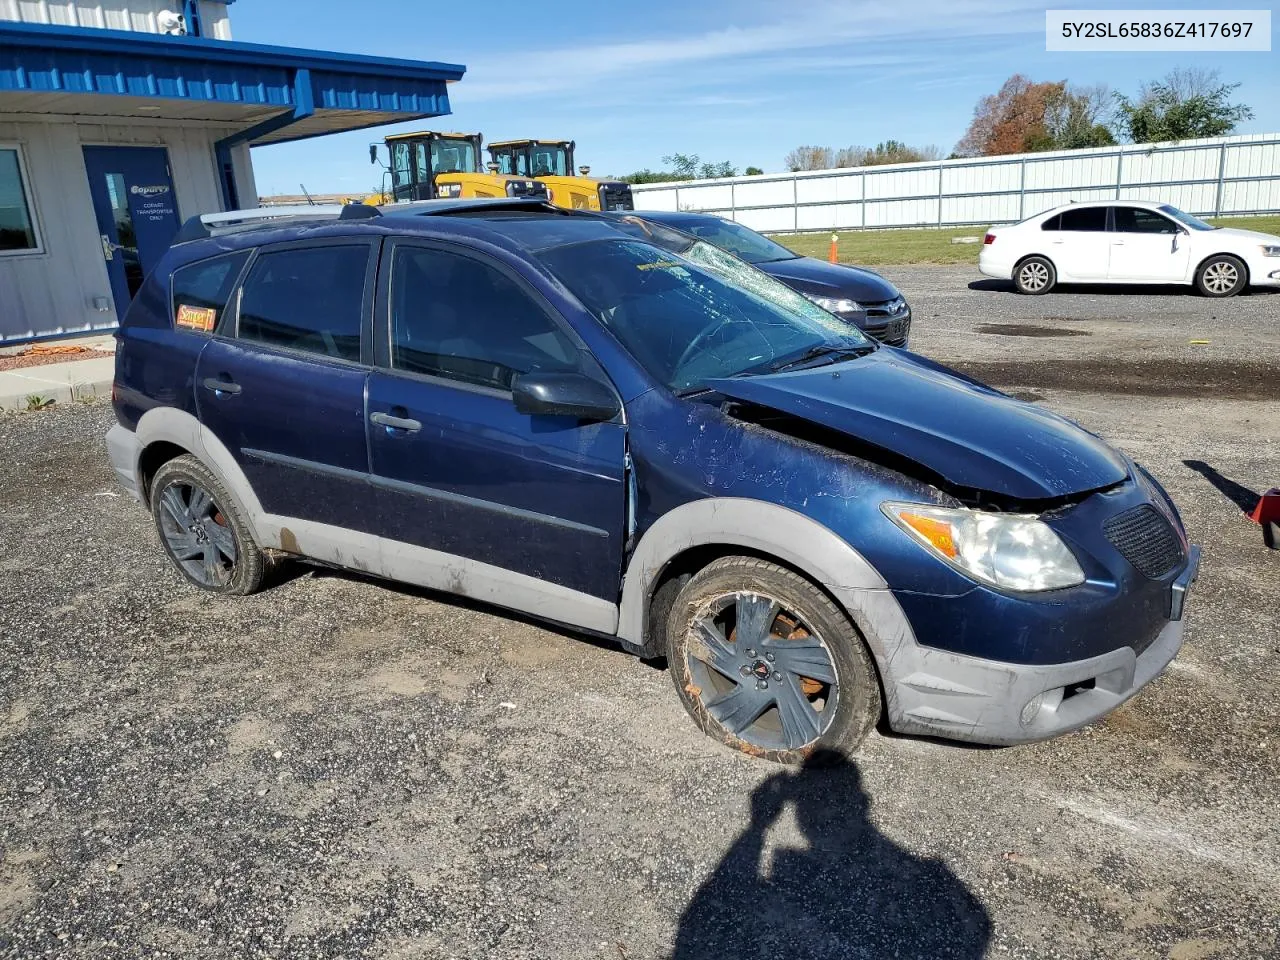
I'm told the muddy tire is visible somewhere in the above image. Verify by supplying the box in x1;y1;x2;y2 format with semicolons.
666;556;881;764
1195;254;1247;298
149;455;265;596
1013;256;1056;295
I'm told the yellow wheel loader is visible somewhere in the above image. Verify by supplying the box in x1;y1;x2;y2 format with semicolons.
487;139;633;212
367;131;547;205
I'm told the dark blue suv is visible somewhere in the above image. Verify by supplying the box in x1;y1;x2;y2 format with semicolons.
106;200;1199;763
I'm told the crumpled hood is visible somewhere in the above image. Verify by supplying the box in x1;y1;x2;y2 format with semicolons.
759;257;900;303
706;349;1129;501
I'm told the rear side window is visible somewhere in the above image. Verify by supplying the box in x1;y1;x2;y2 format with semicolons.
1040;214;1061;230
171;251;250;333
237;246;369;362
1058;207;1108;232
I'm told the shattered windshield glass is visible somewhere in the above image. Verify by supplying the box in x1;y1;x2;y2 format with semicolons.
537;238;869;394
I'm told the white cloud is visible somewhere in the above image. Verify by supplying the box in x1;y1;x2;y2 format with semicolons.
452;0;1047;103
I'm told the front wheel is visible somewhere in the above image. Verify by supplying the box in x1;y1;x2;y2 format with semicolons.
1013;256;1056;295
666;557;882;764
1195;255;1247;297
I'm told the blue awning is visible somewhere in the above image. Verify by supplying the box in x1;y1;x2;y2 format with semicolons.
0;20;465;145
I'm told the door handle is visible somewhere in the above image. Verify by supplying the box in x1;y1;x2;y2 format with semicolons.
1112;240;1125;246
1051;239;1065;244
201;377;242;396
370;411;421;433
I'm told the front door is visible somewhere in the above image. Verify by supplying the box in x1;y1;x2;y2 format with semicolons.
83;146;181;320
367;239;627;601
1107;206;1192;282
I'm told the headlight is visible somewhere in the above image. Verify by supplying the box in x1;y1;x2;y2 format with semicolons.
804;293;862;314
883;502;1086;592
1261;244;1280;257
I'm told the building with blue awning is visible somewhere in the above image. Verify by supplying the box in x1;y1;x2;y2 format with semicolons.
0;2;464;342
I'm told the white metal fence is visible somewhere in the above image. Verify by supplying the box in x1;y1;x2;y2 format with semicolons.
629;133;1280;233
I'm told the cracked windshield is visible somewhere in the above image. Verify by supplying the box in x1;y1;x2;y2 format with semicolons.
539;237;869;393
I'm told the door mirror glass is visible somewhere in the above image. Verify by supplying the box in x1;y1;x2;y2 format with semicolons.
512;371;619;422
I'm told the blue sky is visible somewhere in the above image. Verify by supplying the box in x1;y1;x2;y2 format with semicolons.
237;0;1279;196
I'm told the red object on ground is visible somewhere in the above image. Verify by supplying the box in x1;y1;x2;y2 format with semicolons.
828;233;838;264
1250;488;1280;549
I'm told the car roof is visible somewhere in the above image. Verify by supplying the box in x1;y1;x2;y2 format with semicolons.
627;210;727;228
1036;199;1169;217
169;200;634;266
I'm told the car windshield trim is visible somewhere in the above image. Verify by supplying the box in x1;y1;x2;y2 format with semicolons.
1159;204;1216;231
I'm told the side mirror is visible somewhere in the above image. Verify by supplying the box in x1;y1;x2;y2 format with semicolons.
512;371;620;422
369;144;378;165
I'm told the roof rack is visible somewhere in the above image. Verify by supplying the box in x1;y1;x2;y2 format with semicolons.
172;203;381;244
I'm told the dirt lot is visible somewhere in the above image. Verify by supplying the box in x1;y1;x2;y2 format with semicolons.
1;270;1278;959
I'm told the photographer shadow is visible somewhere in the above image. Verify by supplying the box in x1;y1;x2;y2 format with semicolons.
671;750;991;960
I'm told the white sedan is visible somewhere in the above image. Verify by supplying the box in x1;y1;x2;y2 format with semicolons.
979;201;1280;297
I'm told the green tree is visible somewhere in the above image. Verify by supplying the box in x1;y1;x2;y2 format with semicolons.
1116;68;1253;143
744;166;764;176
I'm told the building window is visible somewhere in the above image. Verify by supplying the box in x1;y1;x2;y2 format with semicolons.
0;147;38;254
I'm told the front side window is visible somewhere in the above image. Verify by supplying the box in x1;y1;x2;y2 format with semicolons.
1057;207;1108;232
171;251;250;333
530;145;568;177
0;147;38;253
538;239;868;393
238;246;369;361
430;138;477;175
683;219;798;264
1114;207;1178;234
389;246;580;391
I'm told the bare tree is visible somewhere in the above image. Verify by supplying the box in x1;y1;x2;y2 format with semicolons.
784;146;834;172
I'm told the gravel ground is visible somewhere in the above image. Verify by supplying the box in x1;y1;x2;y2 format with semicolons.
1;268;1278;959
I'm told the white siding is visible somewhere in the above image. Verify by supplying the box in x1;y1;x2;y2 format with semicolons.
0;116;247;341
632;133;1280;232
0;0;232;38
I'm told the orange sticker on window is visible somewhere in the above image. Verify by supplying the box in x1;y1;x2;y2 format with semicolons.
176;304;217;331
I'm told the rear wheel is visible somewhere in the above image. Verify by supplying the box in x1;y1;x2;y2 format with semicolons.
1195;255;1247;297
1013;256;1056;295
666;557;881;764
149;455;265;595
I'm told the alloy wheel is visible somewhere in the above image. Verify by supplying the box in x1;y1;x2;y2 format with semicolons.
1203;260;1239;295
156;481;237;587
1019;261;1050;292
685;592;839;751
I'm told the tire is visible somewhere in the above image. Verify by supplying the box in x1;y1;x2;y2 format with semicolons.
149;455;266;596
1013;256;1056;295
666;556;882;764
1195;254;1247;298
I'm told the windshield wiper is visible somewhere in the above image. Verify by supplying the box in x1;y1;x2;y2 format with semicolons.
770;343;875;372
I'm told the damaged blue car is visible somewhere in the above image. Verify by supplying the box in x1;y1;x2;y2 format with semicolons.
106;199;1199;763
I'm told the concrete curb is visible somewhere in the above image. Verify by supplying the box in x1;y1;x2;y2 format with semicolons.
0;356;115;411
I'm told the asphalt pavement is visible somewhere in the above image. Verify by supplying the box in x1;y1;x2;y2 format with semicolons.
1;269;1277;959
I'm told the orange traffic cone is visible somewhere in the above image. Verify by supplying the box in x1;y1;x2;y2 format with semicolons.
1248;488;1280;549
828;233;839;264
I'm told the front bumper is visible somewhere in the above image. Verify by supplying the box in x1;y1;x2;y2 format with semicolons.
105;424;142;502
884;546;1199;745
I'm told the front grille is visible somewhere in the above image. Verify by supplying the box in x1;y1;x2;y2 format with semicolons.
1104;504;1184;579
598;182;634;211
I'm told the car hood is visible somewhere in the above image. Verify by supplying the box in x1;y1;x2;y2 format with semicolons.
705;349;1129;501
1213;226;1280;244
758;256;900;302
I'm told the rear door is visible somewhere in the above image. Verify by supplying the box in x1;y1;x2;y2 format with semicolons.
365;239;627;601
1039;206;1109;280
1107;206;1192;282
195;239;378;532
